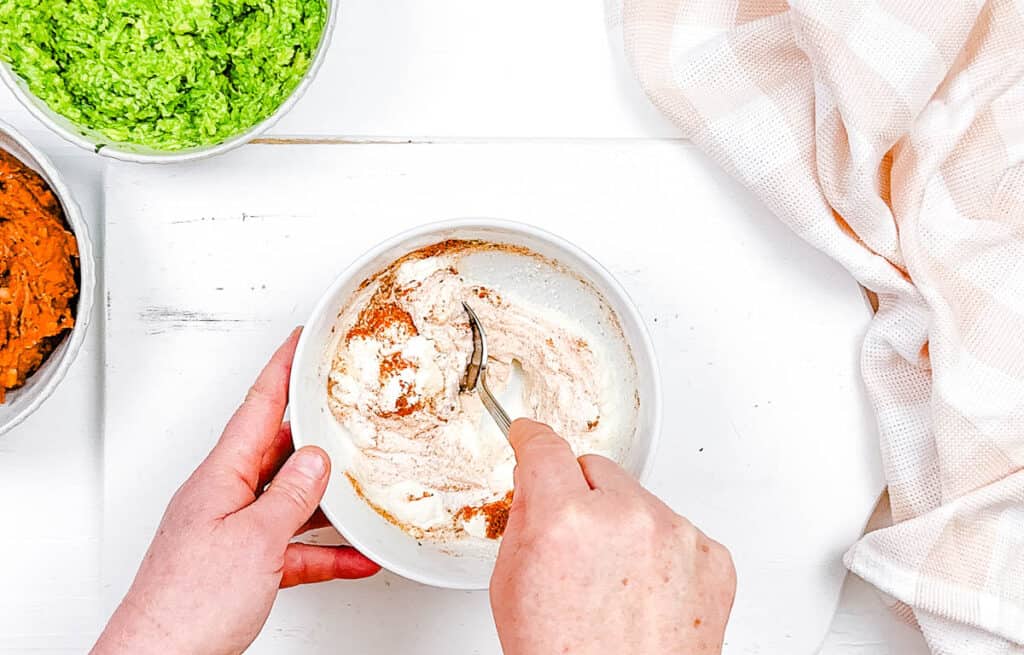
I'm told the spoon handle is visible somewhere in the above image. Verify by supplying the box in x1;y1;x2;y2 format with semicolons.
480;375;512;438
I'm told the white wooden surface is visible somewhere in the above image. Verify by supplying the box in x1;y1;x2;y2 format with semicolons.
0;0;930;653
104;143;876;655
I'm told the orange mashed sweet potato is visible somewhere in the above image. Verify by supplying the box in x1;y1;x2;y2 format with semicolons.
0;149;78;402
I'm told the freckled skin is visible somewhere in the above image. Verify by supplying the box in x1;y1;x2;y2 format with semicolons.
491;420;737;655
91;344;732;655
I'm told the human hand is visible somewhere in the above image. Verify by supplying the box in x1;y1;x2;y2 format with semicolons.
491;419;736;655
92;329;380;655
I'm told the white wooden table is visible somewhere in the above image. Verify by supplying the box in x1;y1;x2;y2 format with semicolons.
0;2;930;653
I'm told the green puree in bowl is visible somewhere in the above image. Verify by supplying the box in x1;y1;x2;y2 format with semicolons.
0;0;327;152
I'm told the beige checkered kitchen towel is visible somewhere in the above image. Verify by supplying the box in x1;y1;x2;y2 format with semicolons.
610;0;1024;651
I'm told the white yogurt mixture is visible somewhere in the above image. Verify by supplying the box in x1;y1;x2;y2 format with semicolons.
327;241;637;545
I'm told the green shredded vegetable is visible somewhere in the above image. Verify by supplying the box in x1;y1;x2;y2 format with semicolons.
0;0;328;151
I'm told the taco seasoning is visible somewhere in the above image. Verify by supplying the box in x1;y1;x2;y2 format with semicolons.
0;149;79;402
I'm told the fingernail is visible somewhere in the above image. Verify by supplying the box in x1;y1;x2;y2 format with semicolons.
294;449;326;479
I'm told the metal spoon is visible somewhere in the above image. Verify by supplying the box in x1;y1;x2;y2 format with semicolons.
461;301;512;437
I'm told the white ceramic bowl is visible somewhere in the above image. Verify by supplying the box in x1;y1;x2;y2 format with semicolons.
0;0;337;164
0;121;96;436
290;219;662;589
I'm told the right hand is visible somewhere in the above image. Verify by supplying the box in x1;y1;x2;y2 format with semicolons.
491;419;736;655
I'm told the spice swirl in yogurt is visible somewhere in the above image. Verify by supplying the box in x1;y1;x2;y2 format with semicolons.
327;240;637;546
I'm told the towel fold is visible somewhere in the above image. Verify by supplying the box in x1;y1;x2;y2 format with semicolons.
613;0;1024;650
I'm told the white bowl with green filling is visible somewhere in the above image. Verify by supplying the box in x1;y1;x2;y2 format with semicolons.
0;0;337;164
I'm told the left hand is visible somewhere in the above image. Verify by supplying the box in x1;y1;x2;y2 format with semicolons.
92;329;380;655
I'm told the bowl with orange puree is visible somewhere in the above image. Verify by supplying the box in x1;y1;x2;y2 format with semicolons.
291;220;662;589
0;121;95;435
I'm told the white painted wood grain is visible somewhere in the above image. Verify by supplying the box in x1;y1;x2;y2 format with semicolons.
271;0;676;138
104;142;885;654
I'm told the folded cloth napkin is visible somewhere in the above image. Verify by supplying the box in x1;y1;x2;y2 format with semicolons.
611;0;1024;651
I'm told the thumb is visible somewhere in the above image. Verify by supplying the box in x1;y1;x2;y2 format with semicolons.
248;446;330;544
509;419;588;502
